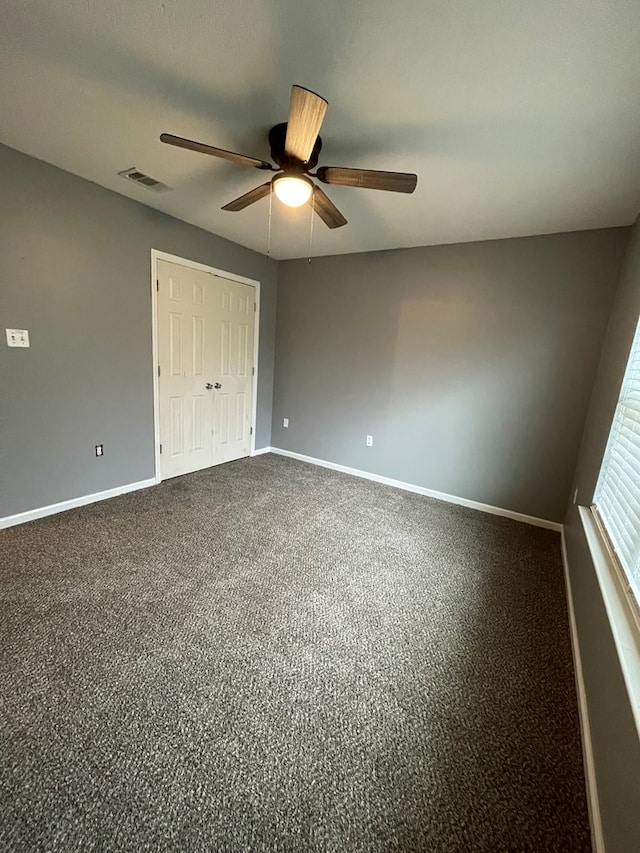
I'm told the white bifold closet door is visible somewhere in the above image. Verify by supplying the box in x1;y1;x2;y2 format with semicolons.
157;259;255;480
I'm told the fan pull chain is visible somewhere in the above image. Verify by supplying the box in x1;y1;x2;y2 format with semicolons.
267;182;273;259
308;190;315;264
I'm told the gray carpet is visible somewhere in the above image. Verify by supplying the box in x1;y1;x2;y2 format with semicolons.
1;454;589;852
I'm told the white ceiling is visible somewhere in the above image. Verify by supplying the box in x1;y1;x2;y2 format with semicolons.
1;0;639;259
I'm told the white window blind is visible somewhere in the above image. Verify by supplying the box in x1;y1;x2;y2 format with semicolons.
594;316;640;602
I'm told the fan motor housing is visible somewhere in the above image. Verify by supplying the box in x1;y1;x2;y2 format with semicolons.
268;122;322;172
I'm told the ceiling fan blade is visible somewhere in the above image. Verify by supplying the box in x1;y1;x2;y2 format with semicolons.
160;133;274;170
312;185;347;229
284;86;328;163
221;181;272;212
316;166;417;193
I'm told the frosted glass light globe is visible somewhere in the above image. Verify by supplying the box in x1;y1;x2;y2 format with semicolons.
273;175;313;208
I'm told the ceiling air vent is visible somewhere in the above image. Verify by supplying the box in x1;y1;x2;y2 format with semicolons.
118;167;171;192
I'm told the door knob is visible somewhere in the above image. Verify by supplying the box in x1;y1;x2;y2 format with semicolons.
205;383;213;390
214;382;222;389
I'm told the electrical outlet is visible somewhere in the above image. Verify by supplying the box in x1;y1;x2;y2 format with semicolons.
573;488;579;505
283;418;289;428
366;435;373;447
95;444;104;457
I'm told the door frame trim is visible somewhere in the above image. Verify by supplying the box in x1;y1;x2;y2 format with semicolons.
150;249;261;483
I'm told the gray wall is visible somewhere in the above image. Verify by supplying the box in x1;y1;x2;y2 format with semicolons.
0;144;277;518
273;230;629;522
564;218;640;852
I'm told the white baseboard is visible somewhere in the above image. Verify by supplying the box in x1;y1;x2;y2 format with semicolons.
269;447;562;531
561;531;605;853
4;450;559;533
0;478;157;530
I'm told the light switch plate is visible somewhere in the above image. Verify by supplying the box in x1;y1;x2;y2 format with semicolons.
6;329;30;348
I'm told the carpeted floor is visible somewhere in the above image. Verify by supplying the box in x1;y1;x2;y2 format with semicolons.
0;454;589;852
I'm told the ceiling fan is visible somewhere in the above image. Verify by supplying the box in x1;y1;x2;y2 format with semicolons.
160;85;418;229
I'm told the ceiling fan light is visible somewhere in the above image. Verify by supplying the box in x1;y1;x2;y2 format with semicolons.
273;175;313;208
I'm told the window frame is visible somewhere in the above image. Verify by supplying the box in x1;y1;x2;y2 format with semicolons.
593;315;640;609
591;504;640;632
580;506;640;738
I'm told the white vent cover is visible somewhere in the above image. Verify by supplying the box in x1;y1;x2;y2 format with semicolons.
118;167;171;192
